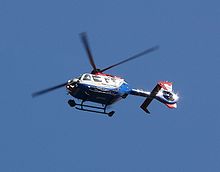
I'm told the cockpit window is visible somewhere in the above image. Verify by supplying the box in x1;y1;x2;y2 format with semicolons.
111;78;116;83
83;74;91;81
92;75;102;82
105;78;110;83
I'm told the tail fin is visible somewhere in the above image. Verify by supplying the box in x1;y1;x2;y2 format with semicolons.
159;81;178;109
140;81;178;114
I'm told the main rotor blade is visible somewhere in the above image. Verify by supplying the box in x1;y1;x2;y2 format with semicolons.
100;45;159;72
80;32;97;71
32;82;67;97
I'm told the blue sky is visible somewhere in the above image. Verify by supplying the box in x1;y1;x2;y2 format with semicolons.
0;0;220;171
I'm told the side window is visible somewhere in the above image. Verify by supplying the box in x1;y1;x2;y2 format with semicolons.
105;77;111;83
83;74;91;81
111;78;116;83
105;77;116;86
92;75;102;82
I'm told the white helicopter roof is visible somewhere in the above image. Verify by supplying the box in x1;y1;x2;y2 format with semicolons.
79;73;125;88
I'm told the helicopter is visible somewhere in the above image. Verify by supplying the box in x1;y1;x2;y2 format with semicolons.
32;32;179;117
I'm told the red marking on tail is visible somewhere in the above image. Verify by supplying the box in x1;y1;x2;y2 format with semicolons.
165;103;177;109
158;81;173;91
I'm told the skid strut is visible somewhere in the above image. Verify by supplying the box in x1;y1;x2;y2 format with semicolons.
68;99;115;117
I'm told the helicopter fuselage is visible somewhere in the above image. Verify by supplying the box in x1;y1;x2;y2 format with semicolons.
66;73;130;105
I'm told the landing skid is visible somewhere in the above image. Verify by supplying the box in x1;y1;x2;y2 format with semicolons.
68;99;115;117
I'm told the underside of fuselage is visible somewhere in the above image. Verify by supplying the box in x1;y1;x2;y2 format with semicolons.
67;83;129;105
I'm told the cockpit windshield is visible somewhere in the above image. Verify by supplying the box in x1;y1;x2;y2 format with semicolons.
77;75;82;80
83;74;91;81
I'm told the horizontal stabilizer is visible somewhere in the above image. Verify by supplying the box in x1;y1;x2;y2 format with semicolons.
140;84;161;114
140;98;152;114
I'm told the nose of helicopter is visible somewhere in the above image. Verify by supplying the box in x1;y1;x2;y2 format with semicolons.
66;78;78;90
